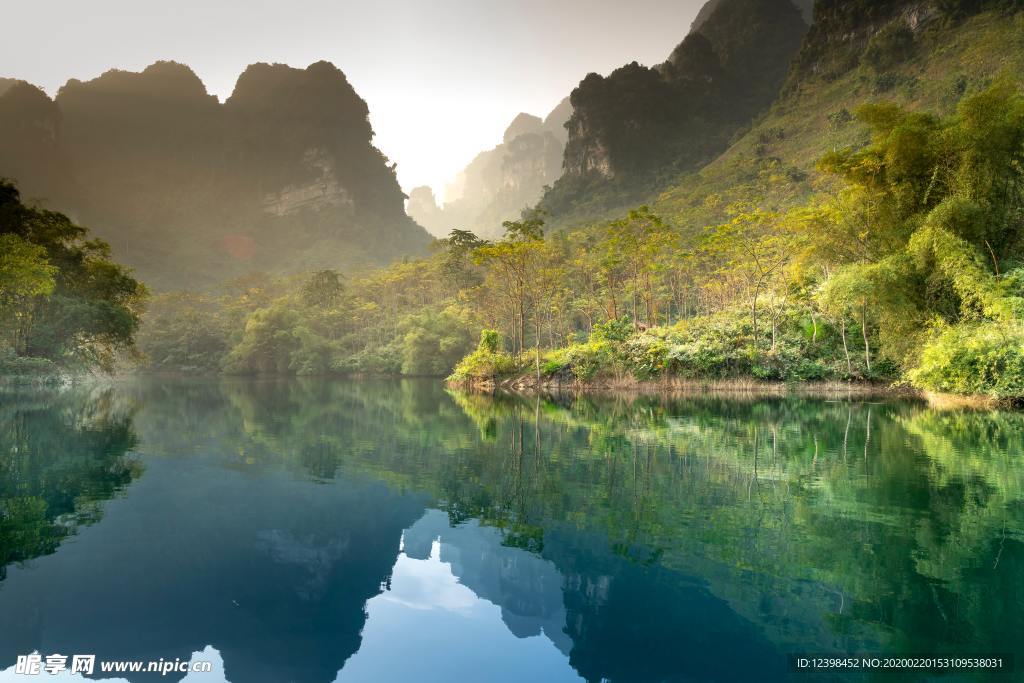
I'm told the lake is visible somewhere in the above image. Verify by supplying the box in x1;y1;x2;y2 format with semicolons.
0;378;1021;682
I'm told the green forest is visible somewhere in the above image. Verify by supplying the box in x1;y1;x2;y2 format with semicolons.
2;82;1024;400
0;182;145;376
136;83;1024;400
2;2;1024;402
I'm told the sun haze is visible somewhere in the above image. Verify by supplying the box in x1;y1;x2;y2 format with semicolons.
1;0;707;196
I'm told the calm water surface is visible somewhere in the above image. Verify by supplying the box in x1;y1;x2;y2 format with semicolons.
0;378;1021;682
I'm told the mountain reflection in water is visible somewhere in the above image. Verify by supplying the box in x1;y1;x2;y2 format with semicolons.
0;378;1021;682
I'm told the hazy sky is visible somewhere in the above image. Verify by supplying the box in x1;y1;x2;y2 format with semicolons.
3;0;707;196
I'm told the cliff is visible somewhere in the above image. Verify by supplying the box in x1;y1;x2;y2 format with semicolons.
0;61;431;289
651;0;1024;239
538;0;810;224
0;81;68;203
408;97;571;239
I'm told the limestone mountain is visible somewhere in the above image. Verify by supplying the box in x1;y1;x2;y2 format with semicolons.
406;186;448;237
0;61;431;290
538;0;811;225
651;0;1024;238
407;97;571;239
0;80;69;204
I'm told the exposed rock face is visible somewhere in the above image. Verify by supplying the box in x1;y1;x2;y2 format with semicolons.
541;0;810;221
788;0;935;82
0;61;430;289
405;186;448;236
502;112;544;143
0;81;67;201
407;97;571;239
260;148;355;218
543;98;572;144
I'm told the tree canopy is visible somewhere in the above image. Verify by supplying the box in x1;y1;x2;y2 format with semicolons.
0;180;147;372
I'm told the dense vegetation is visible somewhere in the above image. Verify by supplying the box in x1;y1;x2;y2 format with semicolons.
3;0;1022;402
136;82;1024;400
541;0;809;224
0;181;147;375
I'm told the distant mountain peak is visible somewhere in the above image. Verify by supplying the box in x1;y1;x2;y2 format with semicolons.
409;98;574;238
60;60;213;102
1;59;430;289
503;113;544;144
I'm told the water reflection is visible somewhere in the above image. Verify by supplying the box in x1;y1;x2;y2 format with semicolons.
339;511;581;683
0;386;141;580
0;379;1021;682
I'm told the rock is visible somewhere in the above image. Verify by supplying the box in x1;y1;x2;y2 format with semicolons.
0;60;431;289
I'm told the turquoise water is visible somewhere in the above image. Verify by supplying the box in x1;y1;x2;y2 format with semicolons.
0;378;1021;681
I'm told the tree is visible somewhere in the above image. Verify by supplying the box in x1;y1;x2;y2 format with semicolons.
603;207;677;327
0;234;56;354
802;82;1024;385
301;270;344;308
474;217;555;383
703;205;793;354
0;181;147;370
437;229;487;292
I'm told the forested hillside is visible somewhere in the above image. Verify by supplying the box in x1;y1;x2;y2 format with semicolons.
0;61;431;290
128;0;1024;402
655;0;1024;234
537;0;812;225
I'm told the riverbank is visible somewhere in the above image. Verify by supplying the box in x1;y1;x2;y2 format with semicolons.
446;317;1024;408
452;372;903;396
448;373;1015;410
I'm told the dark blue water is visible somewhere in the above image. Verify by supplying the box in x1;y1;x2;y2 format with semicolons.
0;378;1021;681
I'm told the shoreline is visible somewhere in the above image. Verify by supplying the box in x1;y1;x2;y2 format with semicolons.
447;374;1012;409
1;370;1010;410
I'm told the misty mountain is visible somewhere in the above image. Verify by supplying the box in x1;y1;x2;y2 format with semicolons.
642;0;1024;247
407;97;571;239
0;80;71;206
538;0;810;224
0;61;431;290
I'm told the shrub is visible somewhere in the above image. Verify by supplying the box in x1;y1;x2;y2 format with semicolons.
0;347;58;377
827;109;854;132
909;322;1024;400
590;317;634;343
566;340;620;380
398;310;474;376
478;329;500;353
334;343;402;375
862;23;915;72
872;73;900;94
448;331;521;383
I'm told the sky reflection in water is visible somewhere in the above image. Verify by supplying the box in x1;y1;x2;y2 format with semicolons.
0;378;1021;682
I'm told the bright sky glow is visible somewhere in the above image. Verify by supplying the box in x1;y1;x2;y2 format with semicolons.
2;0;707;195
